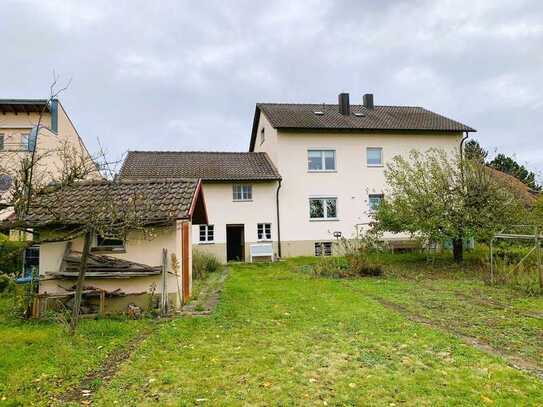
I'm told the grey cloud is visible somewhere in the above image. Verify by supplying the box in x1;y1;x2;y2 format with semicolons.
1;0;541;178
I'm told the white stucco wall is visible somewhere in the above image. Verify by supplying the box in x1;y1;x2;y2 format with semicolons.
254;113;279;165
192;181;278;261
39;224;189;303
254;121;462;246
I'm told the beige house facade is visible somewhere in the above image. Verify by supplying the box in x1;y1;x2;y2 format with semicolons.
0;99;98;212
120;93;475;261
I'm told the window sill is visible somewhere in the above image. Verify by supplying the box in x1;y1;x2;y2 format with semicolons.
232;199;253;202
257;239;273;243
91;247;126;254
367;164;384;168
309;218;340;222
197;242;215;245
308;170;337;173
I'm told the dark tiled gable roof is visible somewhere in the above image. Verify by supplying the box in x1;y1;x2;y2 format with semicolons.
258;103;476;132
120;151;281;181
20;179;200;228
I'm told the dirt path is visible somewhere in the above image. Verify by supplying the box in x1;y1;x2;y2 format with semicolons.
59;326;157;405
59;270;228;405
341;281;543;380
374;296;543;381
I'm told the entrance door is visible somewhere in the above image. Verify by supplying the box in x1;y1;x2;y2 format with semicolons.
226;224;245;261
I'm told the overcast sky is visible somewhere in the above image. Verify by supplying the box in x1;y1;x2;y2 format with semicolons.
2;0;542;177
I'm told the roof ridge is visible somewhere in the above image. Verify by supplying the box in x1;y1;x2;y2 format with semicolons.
128;150;267;155
257;102;423;108
48;178;199;188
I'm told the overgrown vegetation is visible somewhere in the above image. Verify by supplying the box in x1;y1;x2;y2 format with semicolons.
0;235;26;276
313;236;383;278
192;250;221;279
375;148;527;262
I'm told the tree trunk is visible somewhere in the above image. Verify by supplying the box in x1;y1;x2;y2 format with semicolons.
452;238;464;263
69;228;93;335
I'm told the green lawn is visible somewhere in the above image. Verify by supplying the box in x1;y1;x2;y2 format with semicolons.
92;258;542;406
0;296;152;406
1;257;542;406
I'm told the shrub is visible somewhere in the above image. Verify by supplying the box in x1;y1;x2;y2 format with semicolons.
311;234;384;279
0;275;15;294
192;250;221;280
0;238;26;276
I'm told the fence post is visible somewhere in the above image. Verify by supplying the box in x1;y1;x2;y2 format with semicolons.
537;228;542;290
490;238;494;285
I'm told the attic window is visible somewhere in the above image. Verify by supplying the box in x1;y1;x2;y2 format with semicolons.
313;111;324;116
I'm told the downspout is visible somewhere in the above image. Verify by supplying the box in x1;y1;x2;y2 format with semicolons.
459;131;469;162
275;179;282;258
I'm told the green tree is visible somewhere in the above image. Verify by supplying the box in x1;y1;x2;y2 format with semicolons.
489;153;541;192
375;149;526;262
464;139;488;163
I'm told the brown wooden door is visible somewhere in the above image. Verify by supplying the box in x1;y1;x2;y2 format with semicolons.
182;222;190;303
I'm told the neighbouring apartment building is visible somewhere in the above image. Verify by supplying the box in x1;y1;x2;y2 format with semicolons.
0;99;98;278
120;93;475;262
0;99;98;212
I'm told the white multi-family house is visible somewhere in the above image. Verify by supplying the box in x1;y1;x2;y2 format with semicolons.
120;93;475;262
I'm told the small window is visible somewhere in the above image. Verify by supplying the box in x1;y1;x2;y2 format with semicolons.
309;197;337;219
315;242;332;256
368;194;384;211
260;127;265;145
257;223;272;241
0;134;4;150
233;184;252;201
367;147;383;166
199;225;214;243
308;150;335;171
22;133;37;152
95;234;125;251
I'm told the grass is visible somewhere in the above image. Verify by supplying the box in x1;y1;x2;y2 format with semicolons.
0;295;152;406
1;254;542;405
92;257;543;406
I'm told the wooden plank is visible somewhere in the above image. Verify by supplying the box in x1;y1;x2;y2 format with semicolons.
182;222;190;304
99;291;105;315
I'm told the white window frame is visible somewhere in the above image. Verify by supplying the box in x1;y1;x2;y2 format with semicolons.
233;184;252;201
257;223;272;241
21;133;36;152
199;224;214;243
366;147;383;167
309;197;338;220
368;193;384;212
308;149;336;172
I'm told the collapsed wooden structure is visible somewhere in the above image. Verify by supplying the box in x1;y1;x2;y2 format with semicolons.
55;250;161;278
